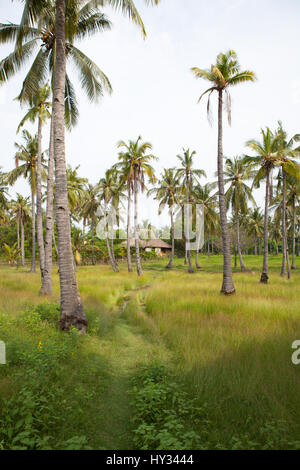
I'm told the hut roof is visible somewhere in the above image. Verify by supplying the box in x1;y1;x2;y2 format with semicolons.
121;238;171;249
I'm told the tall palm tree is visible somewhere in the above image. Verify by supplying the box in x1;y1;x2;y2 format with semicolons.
245;127;284;283
11;194;30;267
98;169;123;272
191;50;256;293
116;136;157;276
223;156;256;272
7;130;45;273
274;123;300;278
17;83;51;280
192;183;218;269
149;168;181;269
81;183;101;266
176;148;206;273
286;174;300;269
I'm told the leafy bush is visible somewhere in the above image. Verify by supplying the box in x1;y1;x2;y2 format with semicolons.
129;364;210;450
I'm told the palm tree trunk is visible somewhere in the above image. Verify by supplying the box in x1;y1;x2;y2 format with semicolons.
236;214;246;272
207;229;210;257
166;209;175;269
260;169;270;284
53;0;87;333
104;200;118;272
218;90;235;294
91;220;96;265
21;216;25;266
195;226;201;269
36;116;45;279
281;170;287;277
40;115;54;296
17;219;20;249
234;244;237;268
186;176;194;273
53;230;58;258
127;185;133;272
254;232;258;256
292;194;296;270
111;237;117;266
30;188;36;273
134;174;142;276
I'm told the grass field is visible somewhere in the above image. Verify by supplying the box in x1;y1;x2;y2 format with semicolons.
0;255;299;449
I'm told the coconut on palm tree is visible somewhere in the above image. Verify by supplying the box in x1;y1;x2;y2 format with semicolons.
191;50;256;293
116;137;157;276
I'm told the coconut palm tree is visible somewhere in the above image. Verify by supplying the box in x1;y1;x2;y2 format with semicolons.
116;137;157;276
11;194;30;267
286;175;300;269
245;127;286;283
192;183;218;268
149;168;181;269
247;208;264;256
223;156;256;272
176;148;206;273
17;83;51;280
7;130;46;273
80;183;101;266
0;169;9;211
98;169;123;272
191;50;256;293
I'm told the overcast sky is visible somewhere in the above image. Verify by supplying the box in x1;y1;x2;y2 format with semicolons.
1;0;300;227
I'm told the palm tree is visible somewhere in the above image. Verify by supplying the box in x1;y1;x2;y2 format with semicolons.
274;123;300;278
223;156;256;272
247;208;264;255
149;168;181;269
3;243;21;267
0;169;9;211
11;194;30;267
192;183;218;268
191;50;256;293
7;130;45;273
116;136;157;276
17;83;51;280
81;183;101;266
176;148;206;273
286;175;300;269
98;169;123;272
245;127;284;283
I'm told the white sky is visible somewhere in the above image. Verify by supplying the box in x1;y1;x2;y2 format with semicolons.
1;0;300;227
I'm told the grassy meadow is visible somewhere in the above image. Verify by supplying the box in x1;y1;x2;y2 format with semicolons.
0;256;299;449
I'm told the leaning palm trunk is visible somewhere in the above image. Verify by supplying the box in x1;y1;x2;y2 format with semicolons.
36;116;45;279
134;175;142;276
166;209;175;269
30;188;36;273
260;169;270;284
104;200;118;272
218;90;235;294
126;186;133;272
236;214;246;272
281;170;287;277
40;116;54;295
21;217;25;266
292;194;296;270
53;0;87;332
111;237;118;267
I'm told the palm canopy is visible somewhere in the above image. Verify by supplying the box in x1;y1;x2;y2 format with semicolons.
245;125;300;188
191;50;256;125
247;207;264;238
176;148;206;190
191;183;218;231
149;168;181;214
7;129;47;193
115;136;157;192
223;156;256;214
17;82;51;132
10;193;30;223
0;0;114;127
98;168;124;205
